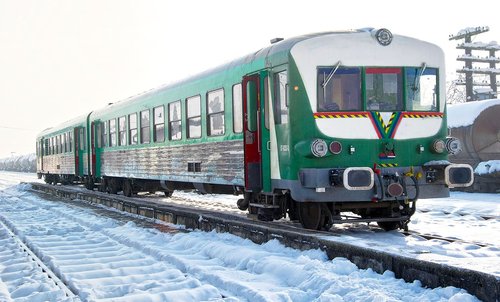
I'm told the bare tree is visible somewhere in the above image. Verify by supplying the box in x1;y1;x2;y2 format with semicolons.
446;76;466;104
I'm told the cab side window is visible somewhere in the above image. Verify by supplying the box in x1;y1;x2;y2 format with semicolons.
274;70;288;124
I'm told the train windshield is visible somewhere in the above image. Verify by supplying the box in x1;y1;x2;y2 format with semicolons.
317;67;361;111
317;66;438;112
366;68;403;111
406;67;438;111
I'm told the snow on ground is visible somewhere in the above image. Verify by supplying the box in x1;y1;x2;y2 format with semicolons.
0;172;495;301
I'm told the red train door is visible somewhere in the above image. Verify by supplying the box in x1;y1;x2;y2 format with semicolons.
243;74;262;192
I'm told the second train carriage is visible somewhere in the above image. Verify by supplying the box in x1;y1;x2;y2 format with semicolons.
36;28;474;230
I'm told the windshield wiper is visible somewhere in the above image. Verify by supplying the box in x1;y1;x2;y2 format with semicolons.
412;62;427;92
322;61;342;88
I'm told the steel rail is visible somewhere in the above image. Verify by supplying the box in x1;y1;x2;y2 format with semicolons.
0;215;80;301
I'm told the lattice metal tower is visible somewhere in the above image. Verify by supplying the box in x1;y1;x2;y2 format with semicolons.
449;26;500;101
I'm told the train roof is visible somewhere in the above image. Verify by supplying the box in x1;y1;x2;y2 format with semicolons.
90;29;362;116
36;114;88;138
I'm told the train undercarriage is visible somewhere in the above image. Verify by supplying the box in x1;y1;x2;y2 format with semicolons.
41;172;418;232
238;191;416;231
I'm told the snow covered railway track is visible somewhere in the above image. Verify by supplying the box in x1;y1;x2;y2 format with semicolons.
401;230;491;247
26;182;500;302
0;216;79;302
0;192;226;301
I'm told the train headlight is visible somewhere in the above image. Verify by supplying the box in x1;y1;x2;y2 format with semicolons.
329;141;342;155
311;139;328;157
372;28;393;46
445;164;474;188
445;137;462;155
343;167;374;190
432;139;446;154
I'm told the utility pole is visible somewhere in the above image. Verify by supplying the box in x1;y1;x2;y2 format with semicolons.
449;26;500;101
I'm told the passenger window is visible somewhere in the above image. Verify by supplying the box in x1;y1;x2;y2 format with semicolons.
62;133;67;153
207;89;225;136
169;101;182;140
153;106;165;143
317;67;361;111
129;113;138;145
101;122;108;148
232;84;243;133
118;116;126;146
80;128;86;151
186;96;201;138
140;110;150;144
109;120;116;147
68;131;73;152
274;71;288;124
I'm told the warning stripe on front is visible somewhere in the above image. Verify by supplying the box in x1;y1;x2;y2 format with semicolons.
313;112;369;119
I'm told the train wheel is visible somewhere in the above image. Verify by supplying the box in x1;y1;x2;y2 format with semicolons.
298;202;325;230
287;199;299;221
84;177;94;190
123;179;133;197
108;178;119;194
98;178;107;193
377;221;400;231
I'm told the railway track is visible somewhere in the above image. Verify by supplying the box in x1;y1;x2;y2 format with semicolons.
138;191;498;248
0;191;225;301
21;182;500;302
0;215;79;302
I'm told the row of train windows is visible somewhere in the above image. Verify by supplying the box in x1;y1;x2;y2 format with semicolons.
98;86;243;148
98;71;289;148
39;71;290;153
42;131;74;155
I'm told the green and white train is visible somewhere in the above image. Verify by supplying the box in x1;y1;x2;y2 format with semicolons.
36;28;474;230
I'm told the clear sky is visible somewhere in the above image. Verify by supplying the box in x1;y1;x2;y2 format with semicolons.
1;0;499;159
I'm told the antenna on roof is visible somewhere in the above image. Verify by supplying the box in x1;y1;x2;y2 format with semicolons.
270;37;284;44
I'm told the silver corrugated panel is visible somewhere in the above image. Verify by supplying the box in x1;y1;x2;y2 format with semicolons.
101;140;244;185
41;154;75;175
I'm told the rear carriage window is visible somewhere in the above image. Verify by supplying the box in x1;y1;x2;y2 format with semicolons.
140;110;150;144
274;71;288;124
232;83;243;133
80;127;86;150
129;113;138;145
153;106;165;143
68;131;73;152
109;119;116;147
118;116;126;146
169;101;182;140
207;89;225;136
406;67;438;111
101;122;108;147
186;95;201;138
317;66;361;111
366;68;403;111
62;133;67;153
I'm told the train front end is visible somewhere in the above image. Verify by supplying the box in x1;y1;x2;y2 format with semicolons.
283;29;473;230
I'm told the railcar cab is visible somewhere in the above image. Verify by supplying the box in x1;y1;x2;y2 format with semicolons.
245;28;473;230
